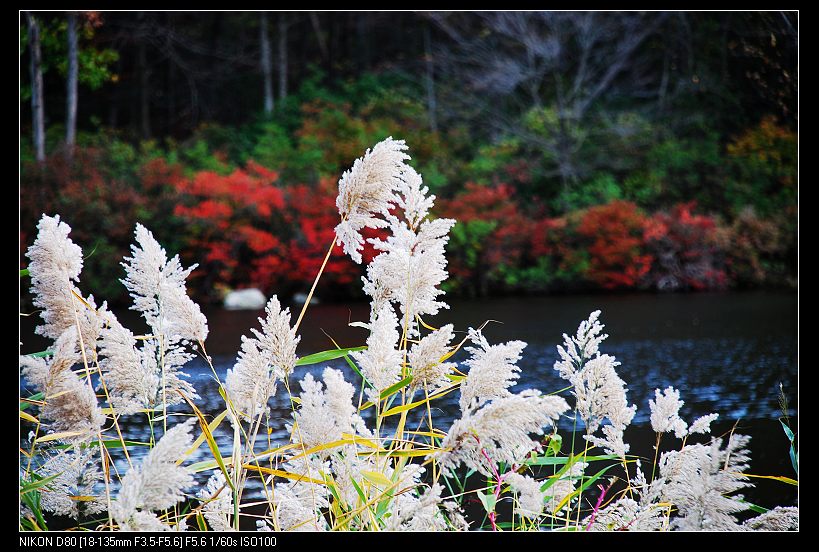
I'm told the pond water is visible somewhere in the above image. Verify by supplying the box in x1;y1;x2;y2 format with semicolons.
20;291;799;524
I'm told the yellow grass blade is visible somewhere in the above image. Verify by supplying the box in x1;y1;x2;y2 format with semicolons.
340;432;381;450
20;410;38;423
181;409;228;461
242;464;325;485
287;438;384;462
188;458;235;474
405;429;447;438
416;316;440;332
735;472;798;486
365;448;439;458
361;470;393;488
381;385;459;417
176;391;233;491
36;431;85;443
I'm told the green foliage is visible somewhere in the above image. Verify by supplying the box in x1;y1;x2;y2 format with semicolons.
250;121;295;172
628;130;724;210
725;117;797;216
20;14;119;97
558;173;623;212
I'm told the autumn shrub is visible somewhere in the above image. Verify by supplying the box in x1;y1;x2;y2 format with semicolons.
172;165;374;301
643;202;727;291
575;200;653;289
171;161;289;299
437;183;533;296
725;116;797;216
20;147;184;303
283;178;383;293
557;173;623;212
715;207;795;288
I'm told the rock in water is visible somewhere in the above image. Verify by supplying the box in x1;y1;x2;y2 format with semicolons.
292;292;320;305
224;288;267;310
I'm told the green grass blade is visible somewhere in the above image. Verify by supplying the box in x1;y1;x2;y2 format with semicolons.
295;347;366;366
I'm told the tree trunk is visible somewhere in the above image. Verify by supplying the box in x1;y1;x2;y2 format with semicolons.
138;41;151;138
423;24;438;133
26;12;45;163
277;13;288;101
65;12;79;156
260;12;274;114
309;12;329;65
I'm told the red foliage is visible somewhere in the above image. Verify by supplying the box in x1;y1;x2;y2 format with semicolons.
577;201;653;289
530;217;568;258
20;149;184;302
171;163;288;294
643;202;727;290
437;183;534;294
283;179;366;286
173;169;366;298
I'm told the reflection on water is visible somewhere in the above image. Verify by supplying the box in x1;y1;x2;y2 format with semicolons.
20;291;798;511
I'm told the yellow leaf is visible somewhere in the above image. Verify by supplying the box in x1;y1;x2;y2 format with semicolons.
36;431;85;443
381;385;459;417
20;410;38;423
242;464;325;485
287;438;383;462
181;409;228;462
366;448;439;458
361;470;393;488
176;391;233;491
735;472;798;486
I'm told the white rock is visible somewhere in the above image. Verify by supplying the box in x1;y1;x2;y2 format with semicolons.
292;292;320;305
223;288;267;310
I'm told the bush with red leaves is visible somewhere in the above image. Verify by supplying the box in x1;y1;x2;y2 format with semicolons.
576;201;653;289
643;202;727;291
437;183;534;295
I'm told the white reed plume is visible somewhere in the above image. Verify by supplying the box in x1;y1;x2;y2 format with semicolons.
438;390;569;476
112;419;195;531
120;224;206;406
584;496;667;531
198;472;234;531
505;472;546;518
554;311;636;457
271;480;328;531
742;506;799;531
408;323;456;394
26;214;105;355
544;461;587;514
335;137;410;264
97;313;160;414
351;304;402;402
20;327;105;442
122;223;208;343
553;309;608;380
362;214;455;335
459;329;526;413
649;386;688;438
396;165;436;230
291;368;370;452
688;413;719;436
384;484;449;531
39;446;104;519
225;296;300;421
654;433;753;530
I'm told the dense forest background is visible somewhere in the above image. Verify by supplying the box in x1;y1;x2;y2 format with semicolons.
20;11;798;305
